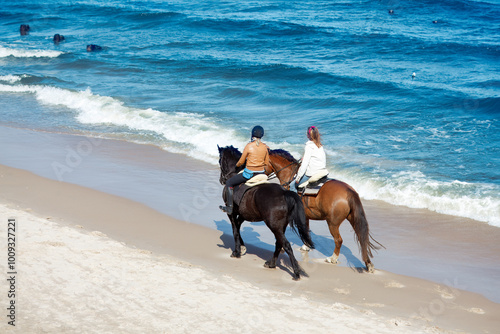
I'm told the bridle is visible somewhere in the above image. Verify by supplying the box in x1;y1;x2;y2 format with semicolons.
268;157;300;189
219;152;239;184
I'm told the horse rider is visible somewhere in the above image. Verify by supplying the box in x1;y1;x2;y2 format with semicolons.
290;125;327;192
219;125;269;214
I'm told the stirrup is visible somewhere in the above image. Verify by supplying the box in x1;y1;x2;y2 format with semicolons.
219;205;233;215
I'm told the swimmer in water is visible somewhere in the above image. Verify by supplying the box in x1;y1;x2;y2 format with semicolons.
53;34;65;44
20;24;30;35
86;44;103;52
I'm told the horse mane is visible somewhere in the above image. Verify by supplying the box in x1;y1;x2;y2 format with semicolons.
220;145;243;173
269;149;297;163
222;145;242;160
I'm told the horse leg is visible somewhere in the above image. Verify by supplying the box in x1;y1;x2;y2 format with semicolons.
264;239;282;269
230;217;244;258
300;218;311;252
365;257;374;273
265;221;286;268
236;216;247;255
282;238;302;280
266;236;302;281
325;219;344;264
265;226;302;280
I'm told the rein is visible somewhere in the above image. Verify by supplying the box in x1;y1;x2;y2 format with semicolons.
268;157;300;188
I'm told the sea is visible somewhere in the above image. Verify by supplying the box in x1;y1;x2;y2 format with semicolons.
0;0;499;226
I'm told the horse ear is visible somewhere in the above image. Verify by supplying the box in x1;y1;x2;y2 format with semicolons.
217;144;221;153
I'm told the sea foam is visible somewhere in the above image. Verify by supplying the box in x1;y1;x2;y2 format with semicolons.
0;46;63;58
0;83;246;164
0;75;26;83
337;169;500;227
1;81;498;227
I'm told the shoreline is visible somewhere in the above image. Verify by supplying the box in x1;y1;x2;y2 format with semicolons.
1;164;499;333
1;125;500;331
1;125;500;302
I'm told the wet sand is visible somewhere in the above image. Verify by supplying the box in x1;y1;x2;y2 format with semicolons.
1;125;499;332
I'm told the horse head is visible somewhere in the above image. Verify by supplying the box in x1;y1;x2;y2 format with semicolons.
217;145;242;185
268;149;300;188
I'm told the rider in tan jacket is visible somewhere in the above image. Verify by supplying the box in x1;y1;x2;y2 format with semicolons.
220;126;269;214
236;138;269;172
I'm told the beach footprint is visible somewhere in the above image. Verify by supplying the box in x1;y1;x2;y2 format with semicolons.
333;287;350;295
91;231;107;237
435;285;456;300
384;280;405;288
465;307;485;315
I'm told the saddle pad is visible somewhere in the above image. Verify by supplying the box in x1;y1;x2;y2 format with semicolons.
300;178;330;196
245;173;268;186
299;169;329;188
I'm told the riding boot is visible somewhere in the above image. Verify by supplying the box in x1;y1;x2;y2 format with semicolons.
219;187;234;214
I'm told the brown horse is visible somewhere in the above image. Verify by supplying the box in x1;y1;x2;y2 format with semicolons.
266;149;383;272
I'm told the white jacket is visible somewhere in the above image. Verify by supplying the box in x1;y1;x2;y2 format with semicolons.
296;140;327;182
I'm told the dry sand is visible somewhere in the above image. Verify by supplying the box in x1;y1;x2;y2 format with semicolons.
0;202;424;333
1;164;499;333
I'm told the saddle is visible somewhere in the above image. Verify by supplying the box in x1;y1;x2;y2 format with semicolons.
298;169;329;196
233;174;269;206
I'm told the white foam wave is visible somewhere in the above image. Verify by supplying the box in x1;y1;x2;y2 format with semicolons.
0;83;246;164
0;46;63;58
0;74;27;83
1;81;499;226
336;168;500;227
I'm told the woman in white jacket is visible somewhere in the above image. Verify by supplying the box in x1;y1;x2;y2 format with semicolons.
290;126;327;192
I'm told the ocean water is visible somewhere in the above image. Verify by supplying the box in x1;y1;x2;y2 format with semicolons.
0;0;499;225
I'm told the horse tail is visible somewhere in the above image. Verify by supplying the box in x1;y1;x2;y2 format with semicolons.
347;189;384;262
285;191;315;249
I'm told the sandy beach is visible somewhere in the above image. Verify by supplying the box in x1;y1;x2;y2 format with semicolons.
1;126;500;333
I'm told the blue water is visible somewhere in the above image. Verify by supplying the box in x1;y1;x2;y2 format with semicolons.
0;0;499;225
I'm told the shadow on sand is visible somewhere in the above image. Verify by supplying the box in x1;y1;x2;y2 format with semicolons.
214;219;367;275
214;219;300;278
307;229;366;271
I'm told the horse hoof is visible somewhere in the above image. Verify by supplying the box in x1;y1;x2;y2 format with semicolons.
325;257;339;264
300;245;311;252
264;261;276;269
366;263;375;273
292;275;301;281
230;252;241;258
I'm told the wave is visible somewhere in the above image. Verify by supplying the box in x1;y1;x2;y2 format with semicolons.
0;46;64;58
344;169;500;227
0;80;247;164
0;75;28;83
1;79;498;226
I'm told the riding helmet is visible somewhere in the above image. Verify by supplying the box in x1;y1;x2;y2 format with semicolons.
251;125;264;138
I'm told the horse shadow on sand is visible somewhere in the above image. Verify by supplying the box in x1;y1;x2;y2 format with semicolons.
308;229;366;272
214;219;366;274
214;219;298;278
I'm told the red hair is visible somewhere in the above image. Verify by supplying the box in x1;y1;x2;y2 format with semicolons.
307;126;322;148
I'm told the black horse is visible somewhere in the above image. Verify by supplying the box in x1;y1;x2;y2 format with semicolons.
218;145;314;280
